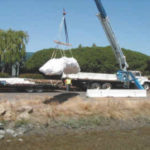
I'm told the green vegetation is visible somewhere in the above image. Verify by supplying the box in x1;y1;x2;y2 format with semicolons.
0;29;149;77
0;29;28;76
0;72;10;78
25;46;150;75
25;48;56;73
19;73;44;79
52;116;110;129
15;119;30;128
26;52;34;60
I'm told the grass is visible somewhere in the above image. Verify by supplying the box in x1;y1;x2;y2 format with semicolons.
0;94;150;128
50;115;111;129
14;119;30;128
1;94;150;150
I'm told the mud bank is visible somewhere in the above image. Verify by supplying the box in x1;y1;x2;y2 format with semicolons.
0;126;150;150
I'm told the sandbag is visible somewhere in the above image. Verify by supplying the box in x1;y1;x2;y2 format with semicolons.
39;58;64;75
63;57;80;74
0;78;35;85
39;57;80;75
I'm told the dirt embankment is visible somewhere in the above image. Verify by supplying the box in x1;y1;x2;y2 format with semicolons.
0;91;150;129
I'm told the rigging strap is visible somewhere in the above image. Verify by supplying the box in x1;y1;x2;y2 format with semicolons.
52;9;73;58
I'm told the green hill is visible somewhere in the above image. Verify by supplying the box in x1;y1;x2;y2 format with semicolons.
24;46;150;75
26;52;34;60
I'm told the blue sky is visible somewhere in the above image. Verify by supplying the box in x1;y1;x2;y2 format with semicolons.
0;0;149;55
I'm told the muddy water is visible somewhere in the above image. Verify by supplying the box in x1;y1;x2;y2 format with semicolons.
0;127;150;150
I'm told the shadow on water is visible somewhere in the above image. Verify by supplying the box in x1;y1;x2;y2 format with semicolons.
43;92;79;104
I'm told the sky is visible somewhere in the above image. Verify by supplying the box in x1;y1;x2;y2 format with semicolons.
0;0;149;56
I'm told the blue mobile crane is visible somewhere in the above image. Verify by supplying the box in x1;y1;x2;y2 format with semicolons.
94;0;144;89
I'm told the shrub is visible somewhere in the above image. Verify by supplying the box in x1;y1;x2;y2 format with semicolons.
15;119;29;128
0;73;10;78
19;73;45;79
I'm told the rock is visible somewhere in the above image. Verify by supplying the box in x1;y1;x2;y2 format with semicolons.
18;138;23;142
0;134;4;140
6;129;15;135
17;106;33;114
12;133;18;137
0;130;5;135
7;139;11;143
0;105;6;116
4;111;14;121
6;129;19;137
17;112;30;120
16;127;27;135
0;123;4;130
0;130;5;140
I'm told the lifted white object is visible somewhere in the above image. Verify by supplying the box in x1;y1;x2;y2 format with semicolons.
86;89;147;98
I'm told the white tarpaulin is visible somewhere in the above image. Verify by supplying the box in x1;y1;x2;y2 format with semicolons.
39;57;80;75
0;78;35;85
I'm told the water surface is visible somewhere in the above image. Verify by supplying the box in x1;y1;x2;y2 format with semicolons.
0;127;150;150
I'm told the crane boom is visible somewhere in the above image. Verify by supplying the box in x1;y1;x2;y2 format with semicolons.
94;0;128;71
94;0;144;89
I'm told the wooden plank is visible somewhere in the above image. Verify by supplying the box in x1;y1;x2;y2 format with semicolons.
54;40;72;46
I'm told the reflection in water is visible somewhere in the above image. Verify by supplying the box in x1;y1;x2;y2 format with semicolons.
0;127;150;150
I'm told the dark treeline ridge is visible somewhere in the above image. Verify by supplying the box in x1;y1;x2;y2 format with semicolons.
24;46;150;75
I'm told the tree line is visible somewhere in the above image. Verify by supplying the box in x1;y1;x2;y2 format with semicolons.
0;29;149;77
25;46;150;76
0;29;28;76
